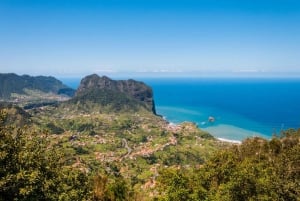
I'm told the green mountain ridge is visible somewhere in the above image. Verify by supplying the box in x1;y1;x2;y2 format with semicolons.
0;73;75;101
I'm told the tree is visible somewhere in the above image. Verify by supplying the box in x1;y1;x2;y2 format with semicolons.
0;109;91;201
156;168;193;201
92;173;131;201
198;135;300;201
155;133;300;201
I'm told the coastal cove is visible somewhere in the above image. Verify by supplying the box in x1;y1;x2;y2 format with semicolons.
60;77;300;141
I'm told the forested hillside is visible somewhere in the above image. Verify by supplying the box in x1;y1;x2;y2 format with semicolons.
1;105;299;200
0;73;75;101
155;130;300;201
0;74;299;200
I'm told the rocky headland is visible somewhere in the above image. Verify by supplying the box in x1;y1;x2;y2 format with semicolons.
70;74;156;114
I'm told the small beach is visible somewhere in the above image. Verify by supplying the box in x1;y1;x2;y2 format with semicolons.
157;106;271;141
203;124;269;142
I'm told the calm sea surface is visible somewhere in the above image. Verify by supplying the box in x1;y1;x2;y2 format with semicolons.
61;77;300;141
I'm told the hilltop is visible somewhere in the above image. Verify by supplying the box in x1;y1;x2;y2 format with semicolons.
68;74;156;114
0;73;75;106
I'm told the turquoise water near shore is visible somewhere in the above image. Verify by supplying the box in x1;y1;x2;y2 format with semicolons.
156;106;270;141
61;77;300;141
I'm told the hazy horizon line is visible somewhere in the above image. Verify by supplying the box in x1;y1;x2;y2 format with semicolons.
3;71;300;79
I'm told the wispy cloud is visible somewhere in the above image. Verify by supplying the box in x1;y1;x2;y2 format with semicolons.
136;69;183;73
94;69;118;73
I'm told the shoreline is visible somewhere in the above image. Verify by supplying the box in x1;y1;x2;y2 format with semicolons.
202;124;270;141
157;106;272;141
217;137;241;144
165;118;269;142
166;121;243;143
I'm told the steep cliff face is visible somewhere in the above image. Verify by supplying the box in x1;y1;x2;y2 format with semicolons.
73;74;156;114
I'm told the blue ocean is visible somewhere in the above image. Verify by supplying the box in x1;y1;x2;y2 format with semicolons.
61;77;300;141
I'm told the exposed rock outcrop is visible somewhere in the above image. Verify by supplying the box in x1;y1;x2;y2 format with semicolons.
73;74;156;114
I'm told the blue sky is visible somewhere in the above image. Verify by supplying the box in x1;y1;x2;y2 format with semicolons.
0;0;300;77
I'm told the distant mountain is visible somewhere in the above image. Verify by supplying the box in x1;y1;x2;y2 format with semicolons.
0;73;75;101
69;74;156;114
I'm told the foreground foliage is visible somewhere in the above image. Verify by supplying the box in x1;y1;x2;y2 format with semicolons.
156;129;300;201
0;110;90;201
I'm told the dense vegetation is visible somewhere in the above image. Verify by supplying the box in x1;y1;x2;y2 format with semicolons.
1;74;299;200
0;103;222;200
0;110;90;200
69;88;149;113
0;73;75;99
1;103;299;200
155;130;300;201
